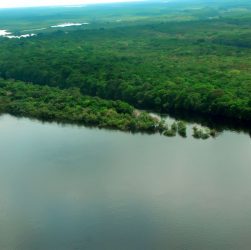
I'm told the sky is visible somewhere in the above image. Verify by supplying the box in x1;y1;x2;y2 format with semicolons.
0;0;143;8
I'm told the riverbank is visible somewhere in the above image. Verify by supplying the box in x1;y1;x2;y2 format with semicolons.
0;79;167;134
0;79;221;139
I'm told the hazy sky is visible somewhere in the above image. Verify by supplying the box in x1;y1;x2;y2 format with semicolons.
0;0;142;8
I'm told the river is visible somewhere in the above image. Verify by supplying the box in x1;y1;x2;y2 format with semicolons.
0;114;250;250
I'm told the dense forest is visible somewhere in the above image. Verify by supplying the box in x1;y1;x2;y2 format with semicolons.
0;79;167;133
0;0;250;132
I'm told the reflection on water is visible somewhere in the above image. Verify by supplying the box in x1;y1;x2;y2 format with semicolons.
0;114;251;250
166;109;251;137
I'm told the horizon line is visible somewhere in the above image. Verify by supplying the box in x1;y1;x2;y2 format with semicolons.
0;0;147;9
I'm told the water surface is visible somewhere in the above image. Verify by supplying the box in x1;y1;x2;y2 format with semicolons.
0;114;250;250
51;22;89;28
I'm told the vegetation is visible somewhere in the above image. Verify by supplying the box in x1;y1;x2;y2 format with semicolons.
163;122;178;137
192;126;218;139
0;79;166;133
163;129;176;137
0;1;250;135
177;121;187;138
